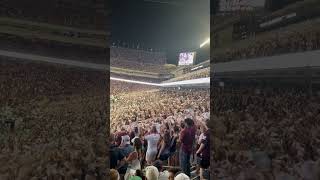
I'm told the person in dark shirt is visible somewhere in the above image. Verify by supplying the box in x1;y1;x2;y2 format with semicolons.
110;135;125;170
179;118;195;177
196;124;210;180
119;135;134;157
118;135;134;175
188;119;197;164
168;125;179;166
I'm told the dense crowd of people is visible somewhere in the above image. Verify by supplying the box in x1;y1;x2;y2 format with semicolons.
211;86;320;179
213;18;320;63
0;57;108;179
110;81;155;97
110;81;210;180
211;8;320;180
0;57;106;102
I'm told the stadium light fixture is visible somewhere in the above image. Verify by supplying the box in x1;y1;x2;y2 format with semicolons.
200;38;210;48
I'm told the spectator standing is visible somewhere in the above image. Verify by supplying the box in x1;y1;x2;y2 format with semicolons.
196;124;210;180
144;126;160;164
179;118;195;177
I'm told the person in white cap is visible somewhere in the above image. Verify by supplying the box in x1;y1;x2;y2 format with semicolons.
174;173;190;180
145;166;159;180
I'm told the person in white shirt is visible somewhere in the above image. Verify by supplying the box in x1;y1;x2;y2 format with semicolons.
144;126;160;164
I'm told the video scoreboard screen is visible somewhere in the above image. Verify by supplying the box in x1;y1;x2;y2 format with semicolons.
178;52;196;66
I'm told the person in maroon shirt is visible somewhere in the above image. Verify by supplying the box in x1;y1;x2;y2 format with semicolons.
196;125;210;180
179;118;195;177
115;127;128;146
188;118;197;162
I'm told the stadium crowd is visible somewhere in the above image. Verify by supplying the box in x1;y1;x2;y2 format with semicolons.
213;18;320;63
0;57;108;179
0;2;109;179
211;85;320;179
110;81;210;180
110;81;154;97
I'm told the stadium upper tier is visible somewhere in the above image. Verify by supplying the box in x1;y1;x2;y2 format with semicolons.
0;33;107;64
111;47;166;64
111;60;169;74
110;47;170;73
212;17;320;63
165;67;210;82
0;0;107;30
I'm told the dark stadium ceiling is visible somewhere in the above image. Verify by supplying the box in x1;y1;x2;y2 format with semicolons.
111;0;210;59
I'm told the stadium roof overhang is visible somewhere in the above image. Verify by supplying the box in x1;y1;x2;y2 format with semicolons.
0;17;108;48
0;49;107;71
213;50;320;84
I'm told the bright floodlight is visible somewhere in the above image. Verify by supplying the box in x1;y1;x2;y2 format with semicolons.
200;38;210;48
